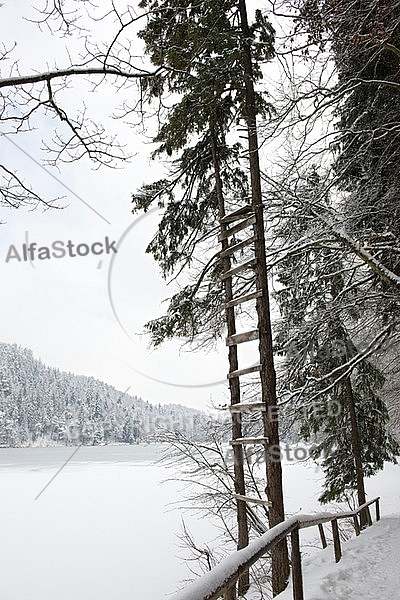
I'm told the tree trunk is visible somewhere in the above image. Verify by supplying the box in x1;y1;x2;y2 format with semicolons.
344;375;368;527
237;0;290;594
329;279;368;528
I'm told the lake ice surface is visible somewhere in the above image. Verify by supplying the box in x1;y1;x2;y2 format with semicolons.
0;444;217;600
1;444;397;600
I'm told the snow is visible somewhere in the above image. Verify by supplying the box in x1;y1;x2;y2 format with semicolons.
0;446;398;600
171;518;298;600
276;461;400;600
170;502;384;600
276;517;400;600
248;460;400;600
0;445;218;600
171;460;400;600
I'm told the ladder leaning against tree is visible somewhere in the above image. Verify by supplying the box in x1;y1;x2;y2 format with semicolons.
216;194;289;598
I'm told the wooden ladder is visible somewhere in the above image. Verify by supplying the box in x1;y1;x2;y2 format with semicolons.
219;203;272;509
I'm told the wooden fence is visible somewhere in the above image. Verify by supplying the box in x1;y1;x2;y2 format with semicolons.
170;497;380;600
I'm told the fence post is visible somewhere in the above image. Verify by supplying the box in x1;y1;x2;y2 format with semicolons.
353;514;360;536
223;583;236;600
291;527;304;600
331;519;341;563
375;498;380;522
318;524;327;549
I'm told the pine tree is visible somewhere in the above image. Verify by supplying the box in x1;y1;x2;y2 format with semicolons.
0;342;205;447
274;171;399;511
269;0;400;512
133;0;290;593
133;0;273;345
295;0;400;298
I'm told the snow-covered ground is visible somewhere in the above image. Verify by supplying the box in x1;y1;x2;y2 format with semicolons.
276;515;400;600
274;461;400;600
0;445;398;600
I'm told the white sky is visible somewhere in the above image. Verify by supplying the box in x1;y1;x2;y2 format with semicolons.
0;1;268;411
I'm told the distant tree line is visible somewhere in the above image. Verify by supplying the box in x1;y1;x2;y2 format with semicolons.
0;343;206;447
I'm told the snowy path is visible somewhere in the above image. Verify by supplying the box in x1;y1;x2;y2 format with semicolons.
277;516;400;600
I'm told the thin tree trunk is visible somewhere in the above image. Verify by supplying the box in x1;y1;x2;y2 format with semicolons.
210;128;249;595
237;0;289;594
344;375;368;527
329;279;368;529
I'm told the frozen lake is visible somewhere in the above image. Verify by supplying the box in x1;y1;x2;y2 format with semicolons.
0;444;217;600
1;444;398;600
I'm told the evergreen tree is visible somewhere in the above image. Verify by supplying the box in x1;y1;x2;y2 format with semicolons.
133;0;273;345
295;0;400;296
0;342;206;447
274;171;399;509
133;0;290;594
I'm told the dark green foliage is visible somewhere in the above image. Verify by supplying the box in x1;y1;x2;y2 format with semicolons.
133;139;248;276
279;2;400;501
331;1;400;285
305;360;399;503
133;0;276;345
145;275;223;346
297;0;400;304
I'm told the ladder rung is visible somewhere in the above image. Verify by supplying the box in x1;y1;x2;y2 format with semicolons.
220;235;257;258
218;216;256;241
225;290;263;309
220;205;253;224
229;402;267;413
226;329;259;346
230;437;269;445
221;258;257;280
233;493;272;507
227;364;262;379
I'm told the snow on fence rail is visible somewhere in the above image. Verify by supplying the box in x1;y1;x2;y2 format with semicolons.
170;497;380;600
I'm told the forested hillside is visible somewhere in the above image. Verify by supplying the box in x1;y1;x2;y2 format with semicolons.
0;343;207;447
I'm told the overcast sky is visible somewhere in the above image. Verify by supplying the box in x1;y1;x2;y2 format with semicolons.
0;1;267;411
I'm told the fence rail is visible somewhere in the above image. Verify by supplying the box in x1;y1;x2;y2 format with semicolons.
170;497;380;600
